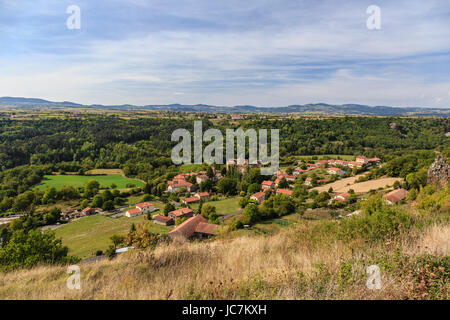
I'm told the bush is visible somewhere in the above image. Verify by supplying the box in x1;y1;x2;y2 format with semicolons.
105;245;116;260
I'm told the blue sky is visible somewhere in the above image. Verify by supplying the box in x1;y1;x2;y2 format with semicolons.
1;0;450;107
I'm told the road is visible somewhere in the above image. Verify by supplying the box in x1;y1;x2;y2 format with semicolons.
219;209;243;221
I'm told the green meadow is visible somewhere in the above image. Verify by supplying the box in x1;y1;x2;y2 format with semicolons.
36;174;144;190
190;197;242;215
54;214;172;259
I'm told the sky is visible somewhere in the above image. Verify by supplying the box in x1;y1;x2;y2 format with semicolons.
0;0;450;107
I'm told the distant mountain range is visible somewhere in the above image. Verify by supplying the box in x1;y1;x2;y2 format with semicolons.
0;96;449;116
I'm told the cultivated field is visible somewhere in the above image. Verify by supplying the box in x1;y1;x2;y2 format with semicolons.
313;175;404;194
54;214;172;259
36;174;144;190
85;169;125;175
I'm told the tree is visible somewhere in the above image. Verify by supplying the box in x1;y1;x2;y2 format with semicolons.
42;187;57;204
12;192;34;213
206;166;214;179
201;204;216;218
247;183;261;195
92;195;104;208
102;189;113;202
243;203;260;224
80;199;90;209
278;178;289;189
200;179;213;192
217;178;237;195
0;229;75;271
110;234;123;249
163;203;175;216
84;180;100;198
102;200;115;211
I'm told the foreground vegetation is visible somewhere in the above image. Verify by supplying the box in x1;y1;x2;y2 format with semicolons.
0;186;447;299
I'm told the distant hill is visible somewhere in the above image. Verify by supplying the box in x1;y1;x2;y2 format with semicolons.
0;97;449;116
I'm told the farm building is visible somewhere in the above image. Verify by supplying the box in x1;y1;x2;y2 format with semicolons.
276;189;293;197
168;215;217;240
125;208;142;218
196;174;209;184
250;192;266;204
305;177;313;186
82;207;96;215
383;189;408;205
168;207;194;221
135;202;156;214
182;196;200;205
333;192;351;202
194;192;210;201
153;215;174;226
167;179;195;193
262;180;275;190
327;167;344;176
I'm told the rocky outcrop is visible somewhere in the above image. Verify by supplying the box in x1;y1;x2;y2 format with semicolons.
427;155;450;188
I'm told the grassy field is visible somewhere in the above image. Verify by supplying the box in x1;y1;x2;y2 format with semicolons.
36;174;144;190
190;197;242;215
178;163;203;173
54;214;172;259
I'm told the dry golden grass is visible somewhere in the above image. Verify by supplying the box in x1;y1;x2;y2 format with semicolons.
314;176;403;194
1;217;447;300
405;223;450;256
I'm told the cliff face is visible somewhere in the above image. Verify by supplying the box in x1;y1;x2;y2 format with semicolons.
427;155;450;188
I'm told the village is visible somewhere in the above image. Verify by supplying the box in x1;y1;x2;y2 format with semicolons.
48;153;414;254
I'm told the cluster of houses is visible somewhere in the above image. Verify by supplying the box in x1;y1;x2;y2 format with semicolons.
61;206;99;220
294;156;381;177
167;168;222;193
182;192;210;204
227;159;262;174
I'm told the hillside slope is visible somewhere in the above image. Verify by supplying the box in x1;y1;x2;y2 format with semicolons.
0;187;448;300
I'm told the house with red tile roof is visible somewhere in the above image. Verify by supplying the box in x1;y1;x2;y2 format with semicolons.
81;207;96;215
167;179;195;193
356;156;368;165
135;202;156;213
182;196;201;205
261;180;275;190
194;192;210;201
333;192;351;202
250;191;266;204
125;207;142;218
383;189;408;205
196;174;209;184
315;160;328;168
304;177;313;186
153;214;174;226
168;207;194;221
276;189;293;197
168;215;217;240
327;167;344;175
284;175;296;182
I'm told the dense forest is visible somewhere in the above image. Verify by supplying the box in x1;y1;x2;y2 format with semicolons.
0;116;448;175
